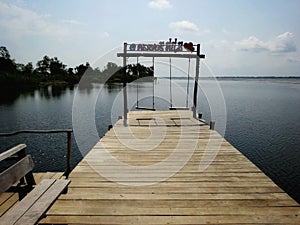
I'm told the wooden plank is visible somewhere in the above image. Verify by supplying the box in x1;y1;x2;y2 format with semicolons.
0;155;34;194
14;179;70;225
40;215;300;224
0;173;65;219
0;144;26;161
32;172;64;183
59;192;292;200
66;186;283;194
69;171;267;177
49;172;64;180
68;181;280;189
0;192;14;206
64;176;272;183
47;204;300;216
51;198;299;208
0;179;70;225
0;179;55;224
0;193;18;217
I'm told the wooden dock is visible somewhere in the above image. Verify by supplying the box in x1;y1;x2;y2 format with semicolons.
6;110;300;224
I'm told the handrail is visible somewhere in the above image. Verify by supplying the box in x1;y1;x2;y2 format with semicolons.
0;129;72;136
0;129;73;178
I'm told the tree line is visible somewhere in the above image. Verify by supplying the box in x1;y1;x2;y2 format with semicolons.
0;46;153;87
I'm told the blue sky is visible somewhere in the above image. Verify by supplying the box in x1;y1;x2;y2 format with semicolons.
1;0;300;76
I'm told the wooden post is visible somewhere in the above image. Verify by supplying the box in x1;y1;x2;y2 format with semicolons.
210;121;215;130
152;57;155;110
193;51;200;118
65;130;72;179
192;44;205;118
123;43;128;126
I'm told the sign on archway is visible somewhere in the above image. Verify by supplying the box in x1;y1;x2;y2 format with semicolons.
117;38;205;126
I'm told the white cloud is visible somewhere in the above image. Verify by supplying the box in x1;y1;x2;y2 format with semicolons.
0;2;81;38
62;19;84;26
236;36;267;52
236;32;296;53
269;32;296;53
169;20;199;33
148;0;172;10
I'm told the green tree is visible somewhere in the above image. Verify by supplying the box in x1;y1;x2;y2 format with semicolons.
68;68;74;76
75;62;90;76
23;62;34;75
36;55;51;76
0;45;155;86
0;46;11;59
0;46;16;74
102;62;122;83
49;57;67;79
123;63;153;82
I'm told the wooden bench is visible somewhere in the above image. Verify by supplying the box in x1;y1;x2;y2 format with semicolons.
0;144;70;225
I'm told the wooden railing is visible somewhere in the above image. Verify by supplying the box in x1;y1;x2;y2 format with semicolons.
0;129;73;178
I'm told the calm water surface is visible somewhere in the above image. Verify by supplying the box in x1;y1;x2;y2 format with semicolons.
0;78;299;203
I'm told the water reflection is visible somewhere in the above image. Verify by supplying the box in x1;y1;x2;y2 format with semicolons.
0;85;77;105
0;86;35;105
77;82;93;94
51;85;67;98
106;83;122;93
40;86;51;99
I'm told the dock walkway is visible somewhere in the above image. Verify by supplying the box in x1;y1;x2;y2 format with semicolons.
41;110;299;224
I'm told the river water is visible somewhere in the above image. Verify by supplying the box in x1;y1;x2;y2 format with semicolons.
0;78;299;203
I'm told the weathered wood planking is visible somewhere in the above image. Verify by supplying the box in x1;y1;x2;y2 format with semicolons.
0;144;26;162
0;172;64;218
41;110;300;224
0;155;35;194
10;179;70;225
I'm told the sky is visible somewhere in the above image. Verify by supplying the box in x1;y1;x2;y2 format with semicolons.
0;0;300;76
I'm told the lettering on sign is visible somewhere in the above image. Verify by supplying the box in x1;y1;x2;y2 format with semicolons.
128;38;195;53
